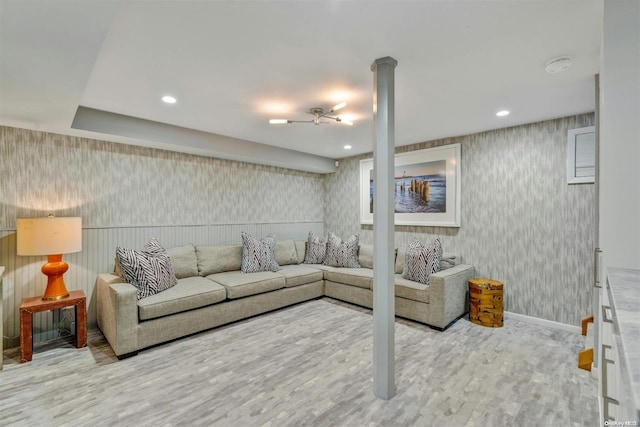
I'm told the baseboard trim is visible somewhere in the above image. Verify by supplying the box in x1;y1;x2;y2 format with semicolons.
504;311;581;334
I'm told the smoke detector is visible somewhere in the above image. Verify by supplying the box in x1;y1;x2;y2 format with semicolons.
545;56;572;74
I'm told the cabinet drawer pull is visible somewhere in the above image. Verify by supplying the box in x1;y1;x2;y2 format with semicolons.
594;248;602;288
601;343;619;423
603;396;619;422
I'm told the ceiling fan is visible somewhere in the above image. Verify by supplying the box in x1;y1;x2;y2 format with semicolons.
269;102;353;126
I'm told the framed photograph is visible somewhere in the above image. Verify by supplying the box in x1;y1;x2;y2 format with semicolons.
567;126;595;184
360;143;461;227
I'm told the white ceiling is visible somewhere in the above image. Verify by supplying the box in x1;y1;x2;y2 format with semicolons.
1;0;601;169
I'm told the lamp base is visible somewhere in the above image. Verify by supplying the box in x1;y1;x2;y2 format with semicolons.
41;254;70;300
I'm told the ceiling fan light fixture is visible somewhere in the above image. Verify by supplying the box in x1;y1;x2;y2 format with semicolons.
331;101;347;112
267;102;354;127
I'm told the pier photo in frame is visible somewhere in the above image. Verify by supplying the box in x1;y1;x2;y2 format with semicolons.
360;143;461;227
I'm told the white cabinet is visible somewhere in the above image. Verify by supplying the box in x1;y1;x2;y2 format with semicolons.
598;268;640;424
600;282;619;421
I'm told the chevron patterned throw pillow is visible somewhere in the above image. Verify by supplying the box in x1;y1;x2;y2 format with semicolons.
303;231;328;264
402;238;442;285
115;238;178;300
323;232;360;268
241;232;280;273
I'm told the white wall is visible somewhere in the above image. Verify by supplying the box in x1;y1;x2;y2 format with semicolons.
599;0;640;270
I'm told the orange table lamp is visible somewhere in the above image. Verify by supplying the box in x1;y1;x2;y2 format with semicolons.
17;216;82;300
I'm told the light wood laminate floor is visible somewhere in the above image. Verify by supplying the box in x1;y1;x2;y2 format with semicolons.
0;298;597;426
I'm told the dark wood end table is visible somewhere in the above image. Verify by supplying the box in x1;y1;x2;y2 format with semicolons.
20;289;87;363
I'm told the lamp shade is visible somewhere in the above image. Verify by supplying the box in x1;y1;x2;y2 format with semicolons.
16;217;82;256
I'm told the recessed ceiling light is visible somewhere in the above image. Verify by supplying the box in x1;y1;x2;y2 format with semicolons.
344;145;352;150
162;95;177;104
496;110;510;117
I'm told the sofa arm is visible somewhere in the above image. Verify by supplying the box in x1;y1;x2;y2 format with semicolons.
429;264;476;327
96;273;139;356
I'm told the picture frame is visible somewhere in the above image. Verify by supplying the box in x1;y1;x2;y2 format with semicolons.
360;143;461;227
567;126;595;184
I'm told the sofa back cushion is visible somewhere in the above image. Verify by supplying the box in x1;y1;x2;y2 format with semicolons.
275;239;299;266
395;248;406;274
440;252;460;269
294;240;306;264
358;244;374;269
395;247;460;273
196;245;242;276
166;244;199;279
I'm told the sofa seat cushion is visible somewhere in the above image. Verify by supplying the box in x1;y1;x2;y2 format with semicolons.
276;265;323;288
207;271;285;299
137;276;226;321
325;268;373;290
394;274;430;304
305;263;336;273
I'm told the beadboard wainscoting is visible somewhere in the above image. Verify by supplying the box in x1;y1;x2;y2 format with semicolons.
0;222;324;349
325;114;596;327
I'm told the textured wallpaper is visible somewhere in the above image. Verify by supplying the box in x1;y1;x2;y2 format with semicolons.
325;114;596;326
0;126;325;228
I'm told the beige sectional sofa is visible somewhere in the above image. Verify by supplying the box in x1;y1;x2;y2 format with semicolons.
96;240;475;358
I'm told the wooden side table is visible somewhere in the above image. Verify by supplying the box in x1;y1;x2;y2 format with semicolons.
0;266;4;370
20;289;87;363
469;278;504;327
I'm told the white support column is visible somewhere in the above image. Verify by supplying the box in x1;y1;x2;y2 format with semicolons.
371;56;397;400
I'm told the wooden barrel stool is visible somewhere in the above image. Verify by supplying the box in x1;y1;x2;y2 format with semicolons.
469;278;503;327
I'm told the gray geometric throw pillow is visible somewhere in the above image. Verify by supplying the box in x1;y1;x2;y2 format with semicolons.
324;232;360;268
115;238;178;300
402;238;442;285
241;232;280;273
303;231;328;264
